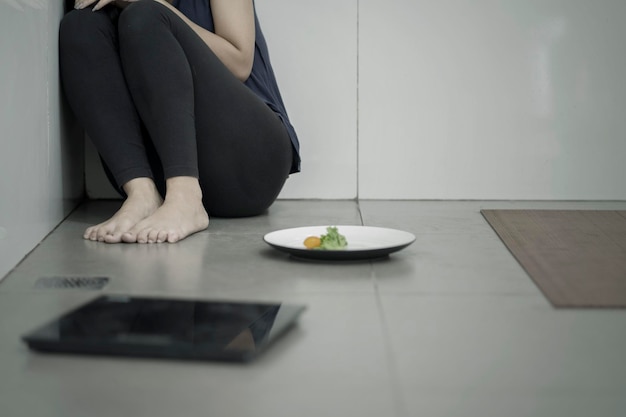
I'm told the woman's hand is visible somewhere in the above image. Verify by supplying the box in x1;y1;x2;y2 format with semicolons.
74;0;138;11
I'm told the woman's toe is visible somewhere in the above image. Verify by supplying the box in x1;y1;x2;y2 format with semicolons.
136;228;151;244
121;231;137;243
156;230;168;243
167;231;181;243
147;229;160;243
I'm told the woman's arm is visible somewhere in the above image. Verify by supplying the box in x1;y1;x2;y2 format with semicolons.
77;0;255;81
153;0;255;81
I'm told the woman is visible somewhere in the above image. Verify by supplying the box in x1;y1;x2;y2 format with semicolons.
60;0;300;244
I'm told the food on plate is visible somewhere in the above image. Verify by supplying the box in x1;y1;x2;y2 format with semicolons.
303;226;348;250
303;236;322;249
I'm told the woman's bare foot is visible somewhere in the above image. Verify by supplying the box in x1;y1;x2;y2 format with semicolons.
83;178;163;243
121;177;209;244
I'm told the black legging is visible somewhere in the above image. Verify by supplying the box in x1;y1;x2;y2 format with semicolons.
59;1;293;217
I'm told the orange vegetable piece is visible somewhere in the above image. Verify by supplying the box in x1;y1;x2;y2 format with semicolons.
303;236;321;249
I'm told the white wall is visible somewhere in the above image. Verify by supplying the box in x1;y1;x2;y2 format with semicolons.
259;0;358;199
0;0;84;280
83;0;626;201
358;0;626;199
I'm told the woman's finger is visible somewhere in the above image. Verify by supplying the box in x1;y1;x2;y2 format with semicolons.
92;0;116;11
75;0;115;11
74;0;97;9
93;0;117;11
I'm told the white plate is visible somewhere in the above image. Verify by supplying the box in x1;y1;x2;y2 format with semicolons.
263;225;416;260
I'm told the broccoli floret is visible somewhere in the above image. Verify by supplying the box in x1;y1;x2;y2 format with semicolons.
318;226;347;250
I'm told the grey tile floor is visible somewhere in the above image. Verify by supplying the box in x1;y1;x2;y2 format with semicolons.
1;200;625;417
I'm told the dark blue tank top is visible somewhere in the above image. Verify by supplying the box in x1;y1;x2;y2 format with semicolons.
172;0;300;173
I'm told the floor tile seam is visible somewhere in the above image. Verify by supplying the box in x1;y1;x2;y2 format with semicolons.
409;230;497;235
372;273;409;417
170;290;380;298
202;231;267;235
0;288;375;298
0;290;111;298
0;289;383;297
376;291;544;298
0;290;541;297
357;202;365;225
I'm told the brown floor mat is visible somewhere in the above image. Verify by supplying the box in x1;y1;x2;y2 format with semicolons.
481;210;626;308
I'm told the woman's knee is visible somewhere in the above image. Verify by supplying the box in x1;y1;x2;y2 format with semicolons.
59;8;114;51
118;1;168;38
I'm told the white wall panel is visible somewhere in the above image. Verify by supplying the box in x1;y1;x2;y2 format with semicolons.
359;0;626;199
258;0;358;199
0;0;83;280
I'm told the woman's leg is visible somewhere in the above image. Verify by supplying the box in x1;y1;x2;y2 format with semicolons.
59;7;158;190
114;2;292;242
59;7;166;243
118;2;292;216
